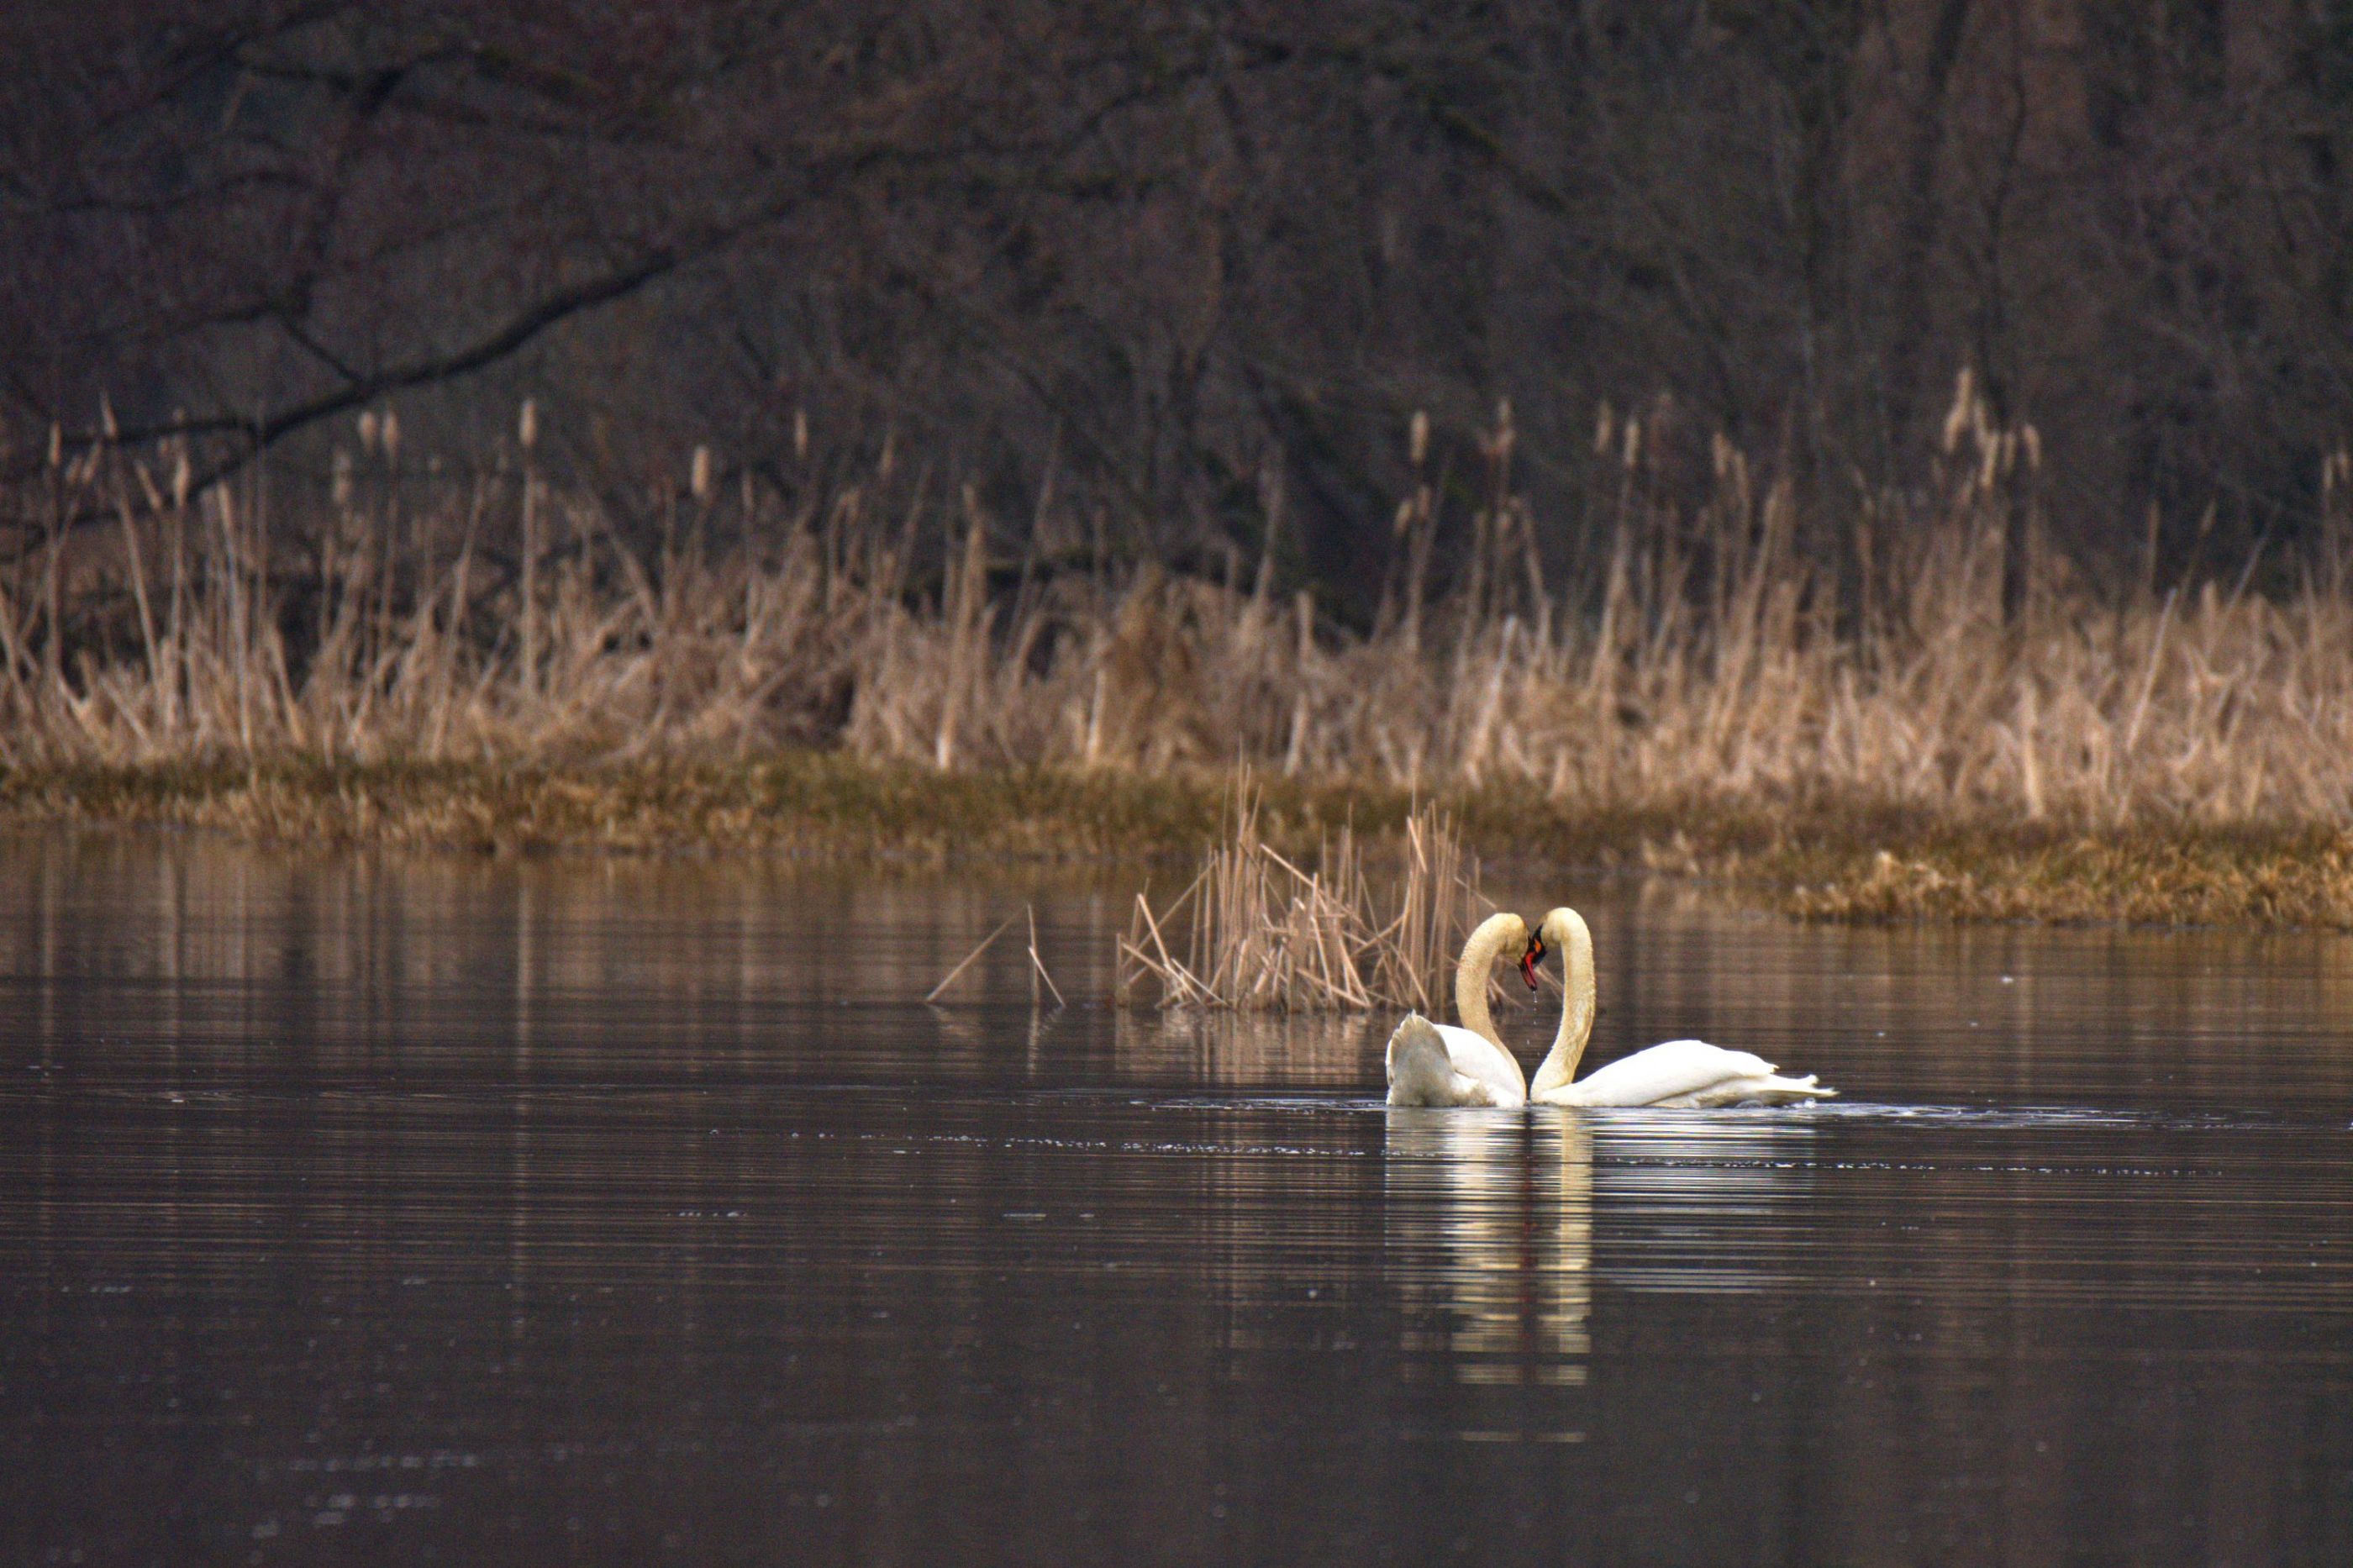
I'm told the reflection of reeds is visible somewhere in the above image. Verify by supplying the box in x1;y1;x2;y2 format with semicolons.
8;381;2353;834
1115;793;1480;1013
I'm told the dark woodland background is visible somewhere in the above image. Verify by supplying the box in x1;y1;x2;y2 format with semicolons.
5;2;2350;621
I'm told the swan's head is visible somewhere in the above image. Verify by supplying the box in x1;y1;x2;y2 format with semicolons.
1521;906;1588;989
1474;911;1529;972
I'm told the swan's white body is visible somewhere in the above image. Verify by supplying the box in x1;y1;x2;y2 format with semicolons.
1544;1038;1826;1108
1527;908;1833;1109
1387;1013;1524;1107
1385;913;1529;1108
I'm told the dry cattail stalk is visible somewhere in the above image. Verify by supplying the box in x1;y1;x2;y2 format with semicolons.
1941;366;1974;455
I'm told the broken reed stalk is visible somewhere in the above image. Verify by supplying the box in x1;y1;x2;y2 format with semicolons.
1024;902;1063;1008
926;913;1015;1002
926;902;1062;1007
1115;794;1481;1013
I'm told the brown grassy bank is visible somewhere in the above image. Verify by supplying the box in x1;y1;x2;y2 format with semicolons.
0;755;1678;863
7;757;2353;929
5;378;2353;923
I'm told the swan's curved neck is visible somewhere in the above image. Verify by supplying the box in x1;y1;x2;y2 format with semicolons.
1453;913;1516;1049
1529;911;1596;1099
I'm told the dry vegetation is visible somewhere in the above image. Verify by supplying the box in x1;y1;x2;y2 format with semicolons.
1115;797;1483;1012
6;380;2353;926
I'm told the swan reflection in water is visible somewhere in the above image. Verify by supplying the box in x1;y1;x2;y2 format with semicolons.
1385;1110;1592;1390
1384;1109;1819;1397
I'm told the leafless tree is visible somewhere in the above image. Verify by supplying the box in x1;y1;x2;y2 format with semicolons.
4;1;2350;616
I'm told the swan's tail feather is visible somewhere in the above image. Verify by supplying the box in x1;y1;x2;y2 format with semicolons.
1386;1013;1456;1107
1753;1073;1835;1103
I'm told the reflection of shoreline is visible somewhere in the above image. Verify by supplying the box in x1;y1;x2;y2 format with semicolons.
1113;1009;1378;1087
1590;1116;1818;1295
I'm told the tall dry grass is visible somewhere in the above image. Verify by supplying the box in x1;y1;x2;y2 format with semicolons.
6;376;2353;829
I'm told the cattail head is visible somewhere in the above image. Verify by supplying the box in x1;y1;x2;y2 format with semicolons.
99;393;119;442
357;410;378;455
1490;397;1515;462
47;422;61;469
1621;418;1641;471
1408;409;1429;467
879;429;897;481
381;410;401;463
519;398;539;452
2020;424;2042;471
1593;401;1614;455
171;442;190;509
792;407;809;463
1393;497;1415;536
1940;367;1974;455
332;447;353;508
691;444;714;504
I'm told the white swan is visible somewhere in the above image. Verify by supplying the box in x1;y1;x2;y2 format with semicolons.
1384;912;1529;1108
1522;906;1834;1108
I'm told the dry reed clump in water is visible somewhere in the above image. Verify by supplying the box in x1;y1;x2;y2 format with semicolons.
1116;797;1482;1013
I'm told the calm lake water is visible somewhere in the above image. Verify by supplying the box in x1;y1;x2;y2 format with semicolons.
4;833;2352;1565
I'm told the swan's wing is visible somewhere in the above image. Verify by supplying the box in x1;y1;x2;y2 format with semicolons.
1387;1014;1458;1106
1386;1015;1524;1107
1434;1023;1528;1106
1559;1039;1780;1108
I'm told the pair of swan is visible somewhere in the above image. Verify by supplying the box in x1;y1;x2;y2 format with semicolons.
1385;908;1834;1109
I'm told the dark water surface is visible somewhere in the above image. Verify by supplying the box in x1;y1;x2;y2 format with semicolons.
4;834;2353;1565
